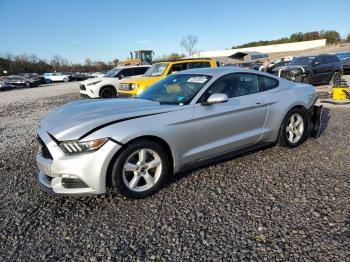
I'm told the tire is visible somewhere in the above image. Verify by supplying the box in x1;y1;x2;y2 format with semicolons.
25;82;31;88
331;71;341;86
301;74;311;84
63;77;69;82
278;108;309;148
111;140;170;199
100;86;116;98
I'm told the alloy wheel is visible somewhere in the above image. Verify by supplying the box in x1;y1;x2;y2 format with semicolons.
286;113;304;144
122;148;162;192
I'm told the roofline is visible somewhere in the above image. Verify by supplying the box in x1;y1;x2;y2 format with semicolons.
156;58;217;63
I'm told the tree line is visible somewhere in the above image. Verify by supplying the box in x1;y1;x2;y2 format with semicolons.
232;30;348;49
0;53;117;76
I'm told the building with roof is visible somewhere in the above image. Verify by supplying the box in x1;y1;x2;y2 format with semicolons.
188;39;327;64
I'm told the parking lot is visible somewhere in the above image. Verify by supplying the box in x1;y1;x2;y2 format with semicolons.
0;81;349;260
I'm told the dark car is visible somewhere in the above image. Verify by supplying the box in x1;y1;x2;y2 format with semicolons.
335;52;350;61
4;75;39;88
24;73;46;85
272;54;342;85
342;58;350;75
252;61;263;70
0;80;14;91
68;72;92;81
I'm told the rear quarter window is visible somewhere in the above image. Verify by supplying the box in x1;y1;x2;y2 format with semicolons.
259;75;279;91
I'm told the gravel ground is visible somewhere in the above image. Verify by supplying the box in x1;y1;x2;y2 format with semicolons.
0;83;349;261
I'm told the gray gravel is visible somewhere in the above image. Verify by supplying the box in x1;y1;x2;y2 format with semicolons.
0;83;349;261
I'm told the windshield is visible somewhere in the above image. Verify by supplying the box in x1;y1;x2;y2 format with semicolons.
104;68;121;77
290;57;315;65
138;74;211;105
144;63;168;77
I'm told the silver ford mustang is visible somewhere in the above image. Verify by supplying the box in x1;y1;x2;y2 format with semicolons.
36;67;322;198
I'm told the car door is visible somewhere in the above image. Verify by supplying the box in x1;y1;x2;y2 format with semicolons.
191;73;268;160
50;73;57;81
311;56;331;83
53;73;62;81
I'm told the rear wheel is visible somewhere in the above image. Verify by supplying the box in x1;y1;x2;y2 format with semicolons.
111;140;170;198
278;108;308;148
100;86;116;98
25;82;31;88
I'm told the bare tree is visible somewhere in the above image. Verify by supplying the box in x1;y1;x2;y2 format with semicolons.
29;54;39;64
112;59;119;66
180;34;198;55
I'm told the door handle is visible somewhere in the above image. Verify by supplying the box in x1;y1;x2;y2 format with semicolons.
254;101;265;107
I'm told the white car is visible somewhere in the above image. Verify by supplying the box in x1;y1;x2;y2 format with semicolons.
43;73;69;83
90;72;104;78
79;65;150;99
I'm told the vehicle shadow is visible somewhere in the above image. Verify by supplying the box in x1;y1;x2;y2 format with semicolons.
320;107;331;135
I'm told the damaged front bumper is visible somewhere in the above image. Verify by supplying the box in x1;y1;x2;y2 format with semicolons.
309;104;323;138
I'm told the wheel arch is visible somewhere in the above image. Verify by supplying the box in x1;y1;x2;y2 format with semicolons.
106;135;175;188
99;85;117;97
276;104;309;142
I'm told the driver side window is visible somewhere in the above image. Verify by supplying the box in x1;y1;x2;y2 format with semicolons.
200;73;259;102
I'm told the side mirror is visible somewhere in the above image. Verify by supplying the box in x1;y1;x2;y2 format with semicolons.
202;93;229;106
118;74;124;79
313;61;320;66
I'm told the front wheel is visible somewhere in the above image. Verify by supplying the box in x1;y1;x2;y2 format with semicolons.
301;74;311;84
111;140;170;198
278;108;308;148
100;86;116;98
63;77;69;82
25;82;31;88
331;71;341;85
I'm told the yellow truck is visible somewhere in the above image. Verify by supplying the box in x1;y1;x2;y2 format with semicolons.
118;58;219;97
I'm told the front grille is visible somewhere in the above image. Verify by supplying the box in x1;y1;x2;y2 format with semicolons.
80;84;86;90
37;136;53;160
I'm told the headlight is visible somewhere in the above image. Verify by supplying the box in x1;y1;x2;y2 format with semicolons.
87;80;102;86
59;138;107;155
119;83;137;91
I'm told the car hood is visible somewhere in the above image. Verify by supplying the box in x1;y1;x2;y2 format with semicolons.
272;65;310;73
81;77;111;84
40;98;179;141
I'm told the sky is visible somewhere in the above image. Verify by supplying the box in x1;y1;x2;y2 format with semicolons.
0;0;349;63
